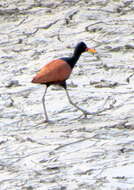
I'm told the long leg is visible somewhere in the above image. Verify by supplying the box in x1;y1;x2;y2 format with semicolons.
65;88;89;117
60;82;115;118
61;82;89;117
42;86;49;122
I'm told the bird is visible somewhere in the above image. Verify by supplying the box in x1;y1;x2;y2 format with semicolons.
32;42;96;122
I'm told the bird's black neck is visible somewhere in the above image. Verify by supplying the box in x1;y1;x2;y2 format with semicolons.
60;49;82;68
70;49;82;68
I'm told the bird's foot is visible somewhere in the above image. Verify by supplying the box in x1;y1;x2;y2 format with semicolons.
44;119;49;123
83;112;88;118
44;119;56;124
43;116;49;123
79;110;92;118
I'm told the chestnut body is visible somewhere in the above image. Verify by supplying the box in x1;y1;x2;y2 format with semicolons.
32;59;72;85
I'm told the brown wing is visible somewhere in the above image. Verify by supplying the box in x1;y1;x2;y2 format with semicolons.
32;59;72;84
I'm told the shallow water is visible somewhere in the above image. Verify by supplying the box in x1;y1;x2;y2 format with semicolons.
0;0;134;189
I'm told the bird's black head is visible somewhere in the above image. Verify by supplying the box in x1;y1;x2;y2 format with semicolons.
75;42;87;54
68;41;96;68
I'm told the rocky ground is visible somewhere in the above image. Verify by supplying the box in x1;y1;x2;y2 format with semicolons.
0;0;134;189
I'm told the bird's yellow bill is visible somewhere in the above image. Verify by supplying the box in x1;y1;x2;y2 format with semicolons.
86;48;97;53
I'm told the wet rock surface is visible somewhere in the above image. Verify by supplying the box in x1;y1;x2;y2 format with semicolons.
0;0;134;189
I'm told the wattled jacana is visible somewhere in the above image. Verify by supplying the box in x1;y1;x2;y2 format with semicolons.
32;42;96;122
